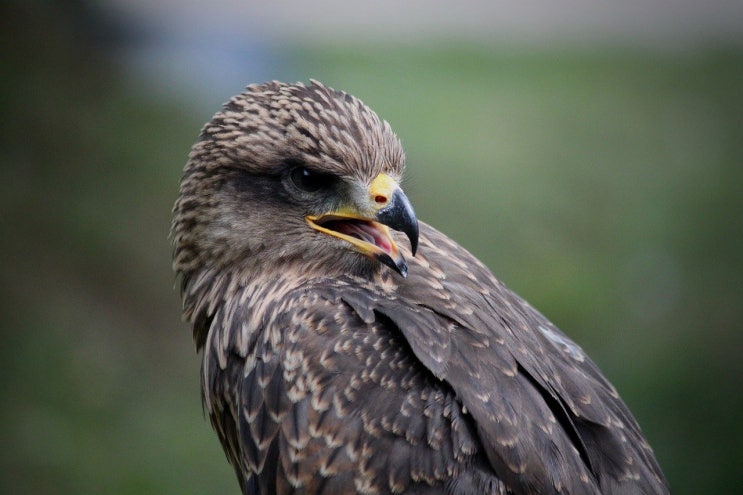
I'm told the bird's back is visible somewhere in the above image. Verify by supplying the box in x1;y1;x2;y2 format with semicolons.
197;222;668;494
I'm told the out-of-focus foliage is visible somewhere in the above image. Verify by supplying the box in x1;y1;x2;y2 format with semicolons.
1;2;741;494
0;3;236;494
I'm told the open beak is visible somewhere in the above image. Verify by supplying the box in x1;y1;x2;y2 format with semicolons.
306;174;419;277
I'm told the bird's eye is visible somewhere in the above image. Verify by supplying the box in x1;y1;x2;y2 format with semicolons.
289;166;334;193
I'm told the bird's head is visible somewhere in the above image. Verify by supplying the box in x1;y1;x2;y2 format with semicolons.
172;81;419;289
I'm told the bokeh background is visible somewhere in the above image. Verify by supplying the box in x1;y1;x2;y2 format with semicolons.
2;1;742;493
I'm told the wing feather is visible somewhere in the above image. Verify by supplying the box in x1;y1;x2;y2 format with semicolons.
200;221;667;494
393;223;667;493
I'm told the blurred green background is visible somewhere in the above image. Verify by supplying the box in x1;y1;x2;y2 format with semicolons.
2;1;741;494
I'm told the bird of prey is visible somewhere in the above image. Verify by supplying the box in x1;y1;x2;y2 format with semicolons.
172;81;668;494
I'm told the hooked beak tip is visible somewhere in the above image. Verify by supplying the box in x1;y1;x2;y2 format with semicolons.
376;252;408;277
376;189;419;257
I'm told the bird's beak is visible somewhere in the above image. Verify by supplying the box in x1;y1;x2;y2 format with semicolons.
306;173;419;277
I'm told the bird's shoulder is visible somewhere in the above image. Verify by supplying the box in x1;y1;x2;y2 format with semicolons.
395;222;668;494
204;222;667;493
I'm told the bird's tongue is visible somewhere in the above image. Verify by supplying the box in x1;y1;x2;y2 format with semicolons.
325;220;394;254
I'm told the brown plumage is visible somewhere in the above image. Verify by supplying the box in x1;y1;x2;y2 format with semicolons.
172;81;669;494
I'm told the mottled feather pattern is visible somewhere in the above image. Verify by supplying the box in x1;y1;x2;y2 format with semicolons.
201;271;496;493
191;223;666;494
172;81;669;494
398;226;666;493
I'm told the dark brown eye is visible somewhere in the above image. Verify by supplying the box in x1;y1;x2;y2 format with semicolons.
289;166;335;193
